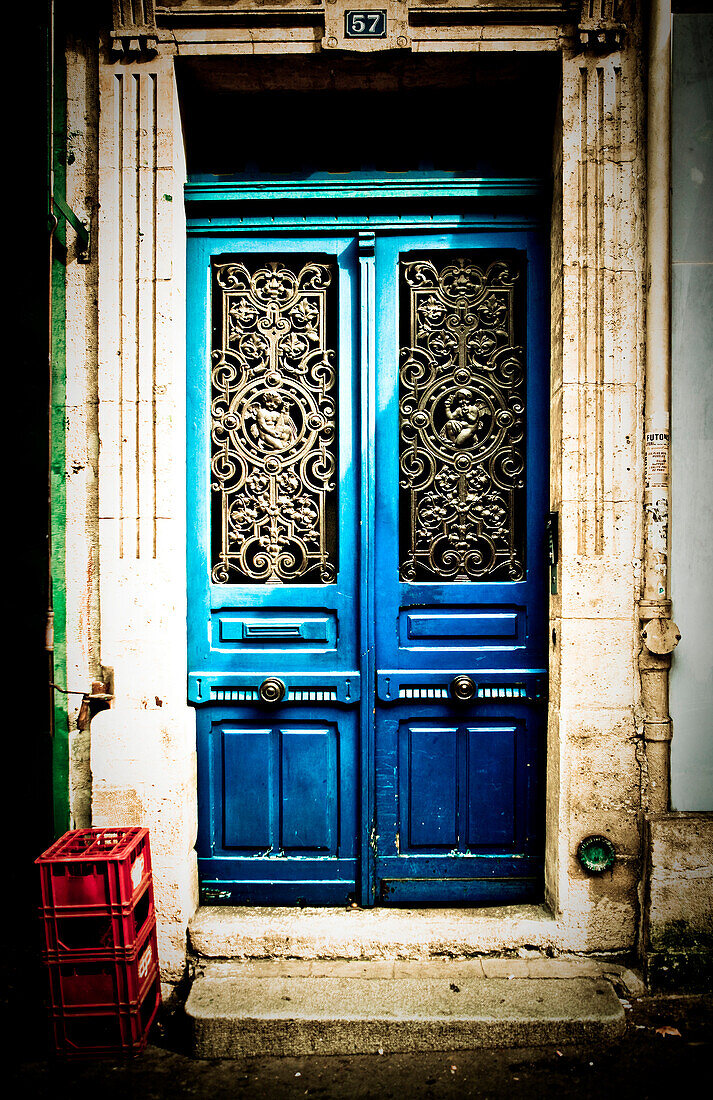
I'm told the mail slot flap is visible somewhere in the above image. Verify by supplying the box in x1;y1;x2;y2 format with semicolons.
218;617;330;644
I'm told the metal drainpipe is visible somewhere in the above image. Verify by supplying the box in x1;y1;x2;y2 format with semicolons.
640;0;680;813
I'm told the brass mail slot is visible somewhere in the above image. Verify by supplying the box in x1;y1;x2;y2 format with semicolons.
219;618;329;643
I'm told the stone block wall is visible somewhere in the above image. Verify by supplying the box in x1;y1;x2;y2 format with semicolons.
642;812;713;991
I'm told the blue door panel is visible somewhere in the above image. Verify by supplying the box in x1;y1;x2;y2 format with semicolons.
222;725;341;853
388;711;543;850
377;875;542;906
403;725;459;848
466;724;517;847
373;232;548;677
281;727;337;851
403;609;521;643
197;707;358;903
223;728;272;848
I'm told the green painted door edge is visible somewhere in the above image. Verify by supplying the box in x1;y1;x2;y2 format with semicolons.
50;24;69;837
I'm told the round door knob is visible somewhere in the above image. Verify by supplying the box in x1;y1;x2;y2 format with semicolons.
449;675;477;703
259;677;287;704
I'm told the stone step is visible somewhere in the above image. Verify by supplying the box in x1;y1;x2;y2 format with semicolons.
185;961;627;1057
188;903;558;960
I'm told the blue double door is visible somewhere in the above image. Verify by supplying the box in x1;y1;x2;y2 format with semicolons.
188;225;548;906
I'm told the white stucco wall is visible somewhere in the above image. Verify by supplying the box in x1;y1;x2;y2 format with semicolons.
670;13;713;812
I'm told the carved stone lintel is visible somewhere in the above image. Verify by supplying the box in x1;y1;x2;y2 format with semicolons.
111;0;158;58
578;0;626;53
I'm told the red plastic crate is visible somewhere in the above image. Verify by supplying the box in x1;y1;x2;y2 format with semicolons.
45;917;158;1010
48;972;161;1060
36;828;152;911
39;877;155;962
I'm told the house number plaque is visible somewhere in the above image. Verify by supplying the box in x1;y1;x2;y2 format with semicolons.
323;1;408;52
345;10;387;37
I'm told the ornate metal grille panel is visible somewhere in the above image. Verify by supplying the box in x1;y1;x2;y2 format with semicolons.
399;253;526;582
211;256;338;584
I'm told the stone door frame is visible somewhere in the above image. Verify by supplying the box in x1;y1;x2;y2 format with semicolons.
71;4;645;977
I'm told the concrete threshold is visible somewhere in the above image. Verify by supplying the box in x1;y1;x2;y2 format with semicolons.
185;960;627;1057
189;903;561;960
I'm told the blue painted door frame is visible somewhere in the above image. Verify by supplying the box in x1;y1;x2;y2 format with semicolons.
187;187;548;906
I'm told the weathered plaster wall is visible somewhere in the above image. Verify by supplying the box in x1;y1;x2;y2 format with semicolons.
65;31;101;829
89;42;198;981
670;13;713;812
551;15;647;948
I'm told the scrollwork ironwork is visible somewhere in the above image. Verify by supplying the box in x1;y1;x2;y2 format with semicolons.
211;257;338;584
399;254;526;582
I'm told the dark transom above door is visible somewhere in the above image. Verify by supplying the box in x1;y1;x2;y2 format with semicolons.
187;218;548;906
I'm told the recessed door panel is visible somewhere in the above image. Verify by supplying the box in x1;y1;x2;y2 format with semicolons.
399;606;526;651
223;728;272;849
403;725;459;849
200;710;357;903
465;724;517;847
281;727;338;852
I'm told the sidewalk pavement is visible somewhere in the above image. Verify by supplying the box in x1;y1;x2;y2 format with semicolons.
6;939;712;1099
